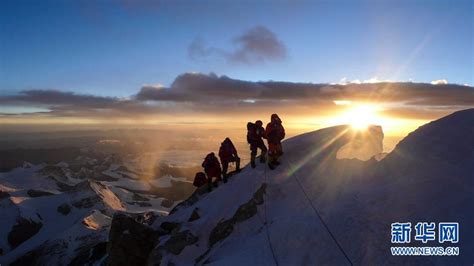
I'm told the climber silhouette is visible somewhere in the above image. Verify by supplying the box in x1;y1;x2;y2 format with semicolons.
265;114;285;169
247;120;267;168
201;152;222;191
218;137;240;181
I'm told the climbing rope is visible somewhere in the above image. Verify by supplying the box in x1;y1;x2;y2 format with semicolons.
262;159;279;266
292;173;353;266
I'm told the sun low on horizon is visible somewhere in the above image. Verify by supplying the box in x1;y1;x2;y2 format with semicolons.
340;103;382;130
320;101;384;129
303;101;431;139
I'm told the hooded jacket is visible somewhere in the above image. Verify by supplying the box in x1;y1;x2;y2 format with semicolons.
265;114;285;144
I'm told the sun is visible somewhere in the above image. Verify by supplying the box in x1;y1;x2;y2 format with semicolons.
317;102;391;132
344;104;381;130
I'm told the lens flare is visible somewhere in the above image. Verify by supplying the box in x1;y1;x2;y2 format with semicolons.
330;104;383;131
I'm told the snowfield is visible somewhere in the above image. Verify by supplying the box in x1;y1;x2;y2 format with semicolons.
141;109;473;266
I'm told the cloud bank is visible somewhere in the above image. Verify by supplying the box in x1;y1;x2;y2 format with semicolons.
1;73;473;121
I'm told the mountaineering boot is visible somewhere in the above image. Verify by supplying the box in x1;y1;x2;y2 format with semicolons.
250;153;256;168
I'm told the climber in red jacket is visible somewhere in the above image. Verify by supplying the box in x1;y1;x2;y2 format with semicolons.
201;152;222;191
218;137;240;181
265;114;285;169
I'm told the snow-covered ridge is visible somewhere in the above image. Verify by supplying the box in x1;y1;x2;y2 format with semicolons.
106;109;473;265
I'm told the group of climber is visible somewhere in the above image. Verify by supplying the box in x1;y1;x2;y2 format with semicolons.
193;114;285;191
193;137;241;191
248;113;285;169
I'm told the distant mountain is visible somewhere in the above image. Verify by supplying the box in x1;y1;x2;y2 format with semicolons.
105;109;473;265
0;153;195;265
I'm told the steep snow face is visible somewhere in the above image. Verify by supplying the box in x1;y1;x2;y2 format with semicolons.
383;108;474;173
146;125;383;265
147;110;473;266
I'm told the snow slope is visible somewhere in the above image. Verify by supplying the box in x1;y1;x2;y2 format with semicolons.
145;109;473;265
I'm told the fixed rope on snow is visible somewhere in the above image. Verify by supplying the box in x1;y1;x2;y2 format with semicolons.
262;161;279;266
292;173;353;266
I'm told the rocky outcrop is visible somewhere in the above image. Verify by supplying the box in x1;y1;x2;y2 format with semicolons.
147;230;198;266
190;183;267;264
70;242;107;266
168;185;208;214
8;217;43;249
128;201;152;207
208;183;266;247
107;213;161;266
38;165;68;179
57;203;71;215
188;208;200;222
0;190;10;199
160;198;174;208
132;193;150;201
27;189;54;197
160;221;180;233
72;195;101;209
74;167;119;181
163;230;198;255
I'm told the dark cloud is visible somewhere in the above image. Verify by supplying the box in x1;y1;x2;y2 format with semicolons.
136;85;192;102
1;74;473;120
136;73;264;103
0;89;164;118
187;38;220;61
0;90;117;107
136;73;474;107
188;26;287;64
228;26;287;63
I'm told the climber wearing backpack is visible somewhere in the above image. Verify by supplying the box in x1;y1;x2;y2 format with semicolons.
193;172;207;188
247;120;267;168
201;152;222;191
218;137;240;181
265;114;285;170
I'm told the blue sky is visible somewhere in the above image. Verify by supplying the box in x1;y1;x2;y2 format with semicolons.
1;0;472;98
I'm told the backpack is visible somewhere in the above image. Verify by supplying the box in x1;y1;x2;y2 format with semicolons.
193;172;207;187
247;122;256;144
203;153;216;169
219;140;234;158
